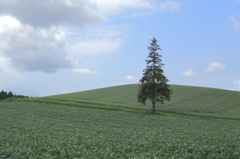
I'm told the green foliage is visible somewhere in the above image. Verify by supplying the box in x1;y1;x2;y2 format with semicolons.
3;97;149;114
138;37;172;114
41;84;143;108
0;90;28;101
138;83;172;105
0;102;240;158
42;84;240;120
0;90;8;100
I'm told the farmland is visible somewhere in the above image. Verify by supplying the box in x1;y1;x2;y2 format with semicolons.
0;102;240;158
43;84;240;120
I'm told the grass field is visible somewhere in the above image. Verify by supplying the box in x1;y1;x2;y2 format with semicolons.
1;102;240;158
43;84;240;120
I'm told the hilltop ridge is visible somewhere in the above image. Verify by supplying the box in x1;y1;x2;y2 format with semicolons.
42;84;240;120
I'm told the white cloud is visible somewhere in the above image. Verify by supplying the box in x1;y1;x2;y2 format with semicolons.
123;75;136;80
181;69;197;77
235;0;240;3
0;16;71;73
0;0;105;28
0;0;157;28
94;0;154;15
0;16;20;33
159;0;181;12
204;62;226;73
230;15;240;33
72;68;100;74
0;16;126;74
68;39;122;56
0;0;147;74
66;25;126;66
0;16;127;74
229;80;240;91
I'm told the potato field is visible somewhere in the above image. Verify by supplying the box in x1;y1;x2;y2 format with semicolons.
1;102;240;158
43;84;240;120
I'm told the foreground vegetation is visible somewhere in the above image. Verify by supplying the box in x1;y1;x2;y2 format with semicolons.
0;102;240;158
43;84;240;120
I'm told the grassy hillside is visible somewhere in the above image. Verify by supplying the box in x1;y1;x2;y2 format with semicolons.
43;84;240;120
1;102;240;158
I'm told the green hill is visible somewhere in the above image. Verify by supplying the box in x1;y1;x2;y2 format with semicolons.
42;84;240;120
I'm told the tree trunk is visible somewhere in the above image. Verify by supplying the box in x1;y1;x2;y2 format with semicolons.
152;100;156;114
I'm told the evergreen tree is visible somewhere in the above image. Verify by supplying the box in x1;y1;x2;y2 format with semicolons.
0;90;27;100
0;90;4;100
137;37;172;114
7;91;14;98
4;91;7;99
0;90;8;100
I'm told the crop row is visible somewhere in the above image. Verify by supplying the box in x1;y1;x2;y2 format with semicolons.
0;102;240;158
43;84;240;120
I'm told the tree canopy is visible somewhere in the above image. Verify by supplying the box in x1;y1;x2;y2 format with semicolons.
137;37;172;114
0;90;28;100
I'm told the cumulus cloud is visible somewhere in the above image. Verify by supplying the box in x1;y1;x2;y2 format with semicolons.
181;69;197;77
0;0;153;75
0;16;126;73
0;15;20;32
204;62;226;73
0;16;71;73
123;75;136;80
159;0;181;12
72;68;100;74
0;0;105;28
0;0;157;27
230;15;240;33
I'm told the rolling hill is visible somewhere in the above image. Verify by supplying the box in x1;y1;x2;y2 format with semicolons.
42;84;240;120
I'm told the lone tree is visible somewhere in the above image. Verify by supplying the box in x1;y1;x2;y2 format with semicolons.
137;37;172;114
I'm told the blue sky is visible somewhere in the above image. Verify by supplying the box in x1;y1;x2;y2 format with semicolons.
0;0;240;97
